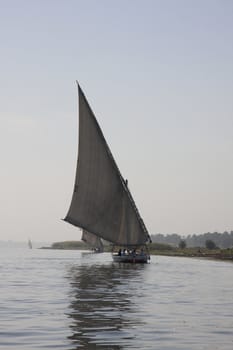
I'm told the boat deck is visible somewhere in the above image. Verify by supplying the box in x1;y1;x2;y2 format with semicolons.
112;253;149;263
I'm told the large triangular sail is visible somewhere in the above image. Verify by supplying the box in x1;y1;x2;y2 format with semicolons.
81;230;104;252
64;83;151;246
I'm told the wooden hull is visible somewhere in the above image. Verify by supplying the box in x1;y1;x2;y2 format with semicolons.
112;254;149;263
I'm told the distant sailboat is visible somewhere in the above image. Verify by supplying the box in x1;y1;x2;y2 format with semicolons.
81;230;104;253
28;239;32;249
64;83;151;263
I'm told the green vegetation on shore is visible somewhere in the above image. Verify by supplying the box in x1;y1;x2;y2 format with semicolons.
151;231;233;249
48;241;86;249
42;241;233;260
149;243;233;260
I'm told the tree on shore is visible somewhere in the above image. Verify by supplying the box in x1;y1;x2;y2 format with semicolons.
179;240;186;249
205;239;217;250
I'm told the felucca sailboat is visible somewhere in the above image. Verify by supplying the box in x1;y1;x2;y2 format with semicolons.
81;229;104;253
64;83;151;263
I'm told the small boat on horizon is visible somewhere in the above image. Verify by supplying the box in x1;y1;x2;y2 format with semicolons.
64;83;151;263
28;239;32;249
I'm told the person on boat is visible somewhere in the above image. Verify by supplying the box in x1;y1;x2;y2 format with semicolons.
118;249;122;256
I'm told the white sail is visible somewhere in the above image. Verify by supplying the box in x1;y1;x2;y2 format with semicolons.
82;230;104;252
65;83;151;246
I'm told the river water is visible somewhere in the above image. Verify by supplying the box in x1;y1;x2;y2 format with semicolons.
0;247;232;349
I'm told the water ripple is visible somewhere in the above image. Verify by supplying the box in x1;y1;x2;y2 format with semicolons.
0;249;233;349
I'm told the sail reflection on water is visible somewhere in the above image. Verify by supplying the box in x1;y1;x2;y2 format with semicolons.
66;262;146;349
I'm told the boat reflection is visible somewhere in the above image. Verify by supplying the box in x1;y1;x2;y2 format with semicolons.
66;262;146;349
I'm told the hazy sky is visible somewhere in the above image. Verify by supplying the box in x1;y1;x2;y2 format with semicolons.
1;0;233;242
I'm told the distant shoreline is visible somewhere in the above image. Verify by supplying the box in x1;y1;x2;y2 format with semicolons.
40;241;233;261
149;250;233;261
